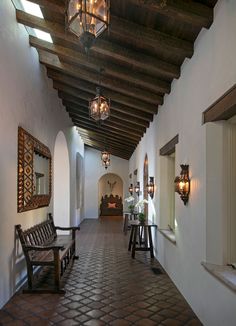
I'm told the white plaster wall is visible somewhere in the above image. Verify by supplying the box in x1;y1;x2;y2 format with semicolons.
84;147;128;218
0;1;84;307
129;1;236;325
64;127;84;226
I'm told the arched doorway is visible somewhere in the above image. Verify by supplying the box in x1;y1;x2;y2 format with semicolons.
98;173;123;216
143;154;149;220
53;131;70;233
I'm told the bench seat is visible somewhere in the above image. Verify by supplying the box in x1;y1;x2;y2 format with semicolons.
16;214;80;293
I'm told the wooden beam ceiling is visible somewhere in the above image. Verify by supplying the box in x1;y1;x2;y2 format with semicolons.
14;0;217;159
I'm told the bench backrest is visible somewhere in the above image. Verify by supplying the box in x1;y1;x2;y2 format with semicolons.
16;215;57;250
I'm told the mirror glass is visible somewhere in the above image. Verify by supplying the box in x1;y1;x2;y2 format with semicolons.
33;152;50;195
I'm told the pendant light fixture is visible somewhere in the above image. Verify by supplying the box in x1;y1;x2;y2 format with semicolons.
66;0;110;53
89;68;110;122
101;149;110;170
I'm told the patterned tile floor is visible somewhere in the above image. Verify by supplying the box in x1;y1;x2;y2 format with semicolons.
0;216;202;325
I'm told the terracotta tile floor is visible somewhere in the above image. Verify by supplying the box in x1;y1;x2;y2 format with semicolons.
0;216;202;325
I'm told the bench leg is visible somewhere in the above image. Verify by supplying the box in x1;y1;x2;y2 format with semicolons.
27;265;33;290
54;251;61;291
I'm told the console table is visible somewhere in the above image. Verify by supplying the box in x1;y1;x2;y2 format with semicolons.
128;221;157;258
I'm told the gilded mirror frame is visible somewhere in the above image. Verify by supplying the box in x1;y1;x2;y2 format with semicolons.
17;127;52;212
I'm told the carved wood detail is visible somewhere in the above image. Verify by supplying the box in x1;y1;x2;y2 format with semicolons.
17;127;52;212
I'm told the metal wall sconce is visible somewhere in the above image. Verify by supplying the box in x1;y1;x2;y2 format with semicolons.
129;184;133;196
134;182;140;196
147;176;155;199
101;150;110;170
174;164;190;205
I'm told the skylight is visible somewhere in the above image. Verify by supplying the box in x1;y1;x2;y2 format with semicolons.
21;0;53;43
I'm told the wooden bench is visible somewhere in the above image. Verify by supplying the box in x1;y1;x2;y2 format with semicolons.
16;213;80;293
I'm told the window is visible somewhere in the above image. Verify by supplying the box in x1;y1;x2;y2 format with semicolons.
159;135;178;234
206;120;236;265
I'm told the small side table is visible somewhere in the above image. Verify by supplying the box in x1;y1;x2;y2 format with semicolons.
128;221;157;258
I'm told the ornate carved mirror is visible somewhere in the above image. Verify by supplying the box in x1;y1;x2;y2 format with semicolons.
17;127;52;212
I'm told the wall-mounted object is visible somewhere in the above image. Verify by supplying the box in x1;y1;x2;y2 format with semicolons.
129;184;133;195
66;0;110;52
147;176;155;199
17;127;52;212
174;164;190;205
134;182;140;196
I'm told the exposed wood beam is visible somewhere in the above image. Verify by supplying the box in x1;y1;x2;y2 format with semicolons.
66;105;148;131
43;65;163;107
67;108;146;135
29;0;65;14
53;81;157;116
69;113;144;138
31;0;212;28
76;127;138;147
30;36;170;94
15;10;182;78
73;118;141;144
110;15;193;59
63;100;149;128
38;50;161;110
80;137;133;156
128;0;213;28
22;5;193;58
84;144;130;160
77;129;136;150
58;92;153;122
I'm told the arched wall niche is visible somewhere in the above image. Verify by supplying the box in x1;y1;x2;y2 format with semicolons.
53;131;70;233
98;173;123;210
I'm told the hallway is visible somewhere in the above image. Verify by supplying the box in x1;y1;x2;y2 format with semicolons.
0;217;201;325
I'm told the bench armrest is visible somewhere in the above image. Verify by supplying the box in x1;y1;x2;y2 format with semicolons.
55;226;80;231
23;245;64;251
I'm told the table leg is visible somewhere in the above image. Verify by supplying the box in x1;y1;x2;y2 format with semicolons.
128;225;134;251
148;226;154;258
132;226;138;259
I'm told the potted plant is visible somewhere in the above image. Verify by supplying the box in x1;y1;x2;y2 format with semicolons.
138;212;146;224
128;204;135;214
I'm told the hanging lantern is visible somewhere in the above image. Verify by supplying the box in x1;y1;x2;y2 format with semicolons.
101;150;110;162
101;150;110;169
66;0;110;52
102;158;110;169
89;87;110;121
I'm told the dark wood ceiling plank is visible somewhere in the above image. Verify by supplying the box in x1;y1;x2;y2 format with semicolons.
77;129;136;150
69;113;144;138
27;0;65;14
38;50;161;110
43;64;163;108
128;0;213;28
80;136;133;155
31;0;213;29
58;92;153;122
84;143;130;160
63;100;149;128
16;9;180;80
110;15;193;59
73;118;141;143
53;80;157;116
24;4;193;58
30;36;170;94
67;107;146;135
76;126;137;147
